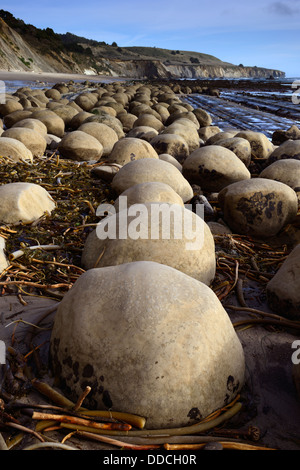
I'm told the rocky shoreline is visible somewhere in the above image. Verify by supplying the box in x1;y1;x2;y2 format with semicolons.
0;77;299;451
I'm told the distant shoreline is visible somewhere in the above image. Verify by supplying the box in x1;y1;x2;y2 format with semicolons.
0;70;128;85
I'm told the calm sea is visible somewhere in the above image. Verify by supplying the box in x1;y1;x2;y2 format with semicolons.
2;75;300;95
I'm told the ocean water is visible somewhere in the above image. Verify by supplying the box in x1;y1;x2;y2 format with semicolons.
1;74;300;95
3;79;47;93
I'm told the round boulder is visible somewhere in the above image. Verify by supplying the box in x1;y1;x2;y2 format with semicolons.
58;130;103;161
126;126;159;142
2;127;47;157
69;111;93;130
266;244;300;320
205;131;237;145
0;99;23;117
213;137;252;168
30;110;65;137
0;182;55;224
198;126;221;143
91;163;122;183
260;159;300;200
53;106;79;127
218;178;298;237
159;153;183;172
106;137;159;166
111;158;193;202
133;113;164;132
84;114;124;139
117;112;138;132
82;202;215;283
45;88;61;100
182;145;250;192
3;110;33;129
0;137;33;163
114;182;184;212
235;131;274;159
266;140;300;165
193;108;212;127
165;112;200;129
75;92;98;111
50;261;244;428
11;118;48;136
151;104;170;123
161;123;200;153
78;122;119;157
272;125;300;146
150;133;190;163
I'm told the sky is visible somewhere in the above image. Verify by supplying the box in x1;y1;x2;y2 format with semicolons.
1;0;300;77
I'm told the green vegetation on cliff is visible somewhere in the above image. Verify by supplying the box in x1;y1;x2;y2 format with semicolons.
0;9;233;66
0;9;285;78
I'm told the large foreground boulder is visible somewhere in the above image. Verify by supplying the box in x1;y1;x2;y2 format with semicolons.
50;261;245;429
82;202;215;284
266;244;300;320
111;158;193;202
0;182;55;224
218;178;298;237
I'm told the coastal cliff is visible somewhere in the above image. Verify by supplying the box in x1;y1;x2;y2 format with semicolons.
0;10;285;79
109;60;285;79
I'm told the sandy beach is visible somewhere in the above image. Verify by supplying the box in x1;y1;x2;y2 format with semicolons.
0;70;127;86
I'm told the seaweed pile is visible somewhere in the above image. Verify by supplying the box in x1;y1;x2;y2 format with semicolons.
0;154;112;300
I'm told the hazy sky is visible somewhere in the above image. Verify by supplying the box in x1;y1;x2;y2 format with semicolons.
2;0;300;77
